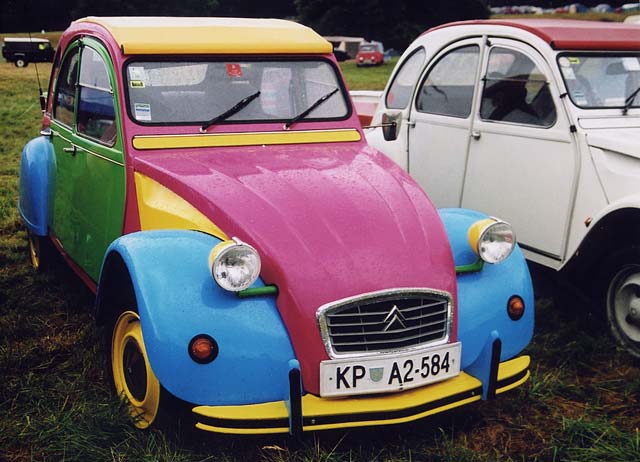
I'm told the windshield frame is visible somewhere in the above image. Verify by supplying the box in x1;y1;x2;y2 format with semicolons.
122;55;352;127
556;51;640;111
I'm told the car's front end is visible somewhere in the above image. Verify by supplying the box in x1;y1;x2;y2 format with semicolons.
356;43;384;66
111;134;533;434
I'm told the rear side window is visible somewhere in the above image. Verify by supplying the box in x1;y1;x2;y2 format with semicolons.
416;45;479;118
77;47;116;145
386;48;425;110
480;47;556;127
53;48;79;127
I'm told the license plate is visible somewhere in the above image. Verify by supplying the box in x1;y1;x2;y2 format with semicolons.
319;342;461;397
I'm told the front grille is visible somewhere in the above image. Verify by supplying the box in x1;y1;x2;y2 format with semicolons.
318;289;452;357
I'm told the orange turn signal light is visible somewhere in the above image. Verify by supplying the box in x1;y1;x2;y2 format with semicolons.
188;335;219;364
507;296;525;321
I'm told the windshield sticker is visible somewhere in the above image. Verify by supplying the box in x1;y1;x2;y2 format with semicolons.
623;57;640;71
568;57;581;65
129;66;146;81
558;57;571;68
134;103;152;121
563;67;576;80
130;80;145;89
226;63;243;77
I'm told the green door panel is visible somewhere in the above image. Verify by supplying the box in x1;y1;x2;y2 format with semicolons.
50;37;126;281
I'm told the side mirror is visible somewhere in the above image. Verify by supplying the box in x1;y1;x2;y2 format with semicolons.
382;113;400;141
39;93;47;112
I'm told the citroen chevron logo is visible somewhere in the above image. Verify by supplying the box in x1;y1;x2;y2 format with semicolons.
383;305;407;332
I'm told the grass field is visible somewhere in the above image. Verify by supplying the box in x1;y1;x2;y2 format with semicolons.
1;24;640;461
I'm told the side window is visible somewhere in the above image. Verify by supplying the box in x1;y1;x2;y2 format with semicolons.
53;48;79;127
416;45;479;118
386;48;425;109
77;47;117;145
480;47;556;127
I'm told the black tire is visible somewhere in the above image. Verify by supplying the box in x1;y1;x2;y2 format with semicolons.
601;246;640;358
14;58;28;68
27;231;52;272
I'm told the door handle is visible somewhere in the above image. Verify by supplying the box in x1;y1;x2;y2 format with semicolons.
471;130;481;140
63;146;77;155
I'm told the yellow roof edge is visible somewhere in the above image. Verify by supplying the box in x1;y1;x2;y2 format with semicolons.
76;16;333;55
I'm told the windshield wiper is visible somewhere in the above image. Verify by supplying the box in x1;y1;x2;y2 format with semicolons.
200;91;261;132
623;86;640;115
284;88;339;130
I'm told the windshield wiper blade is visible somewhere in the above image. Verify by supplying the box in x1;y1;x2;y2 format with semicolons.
284;87;339;130
200;91;261;132
623;86;640;115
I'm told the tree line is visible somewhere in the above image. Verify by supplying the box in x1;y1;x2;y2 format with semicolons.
2;0;488;51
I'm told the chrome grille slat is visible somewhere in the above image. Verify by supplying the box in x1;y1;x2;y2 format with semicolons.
327;309;446;327
318;289;452;356
328;318;446;336
328;305;447;320
330;330;445;347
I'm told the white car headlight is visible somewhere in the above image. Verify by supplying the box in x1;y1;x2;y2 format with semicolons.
208;238;261;292
468;218;516;264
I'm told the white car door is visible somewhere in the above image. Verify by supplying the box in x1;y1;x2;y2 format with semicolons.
407;39;483;207
461;38;576;260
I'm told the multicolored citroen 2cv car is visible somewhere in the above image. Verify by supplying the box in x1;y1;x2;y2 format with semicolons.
19;17;534;435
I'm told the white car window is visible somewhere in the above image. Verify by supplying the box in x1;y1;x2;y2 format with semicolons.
416;45;479;118
386;48;425;110
558;54;640;109
480;47;556;127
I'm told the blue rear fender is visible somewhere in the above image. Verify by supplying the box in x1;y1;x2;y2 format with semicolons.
19;136;55;236
438;208;534;369
98;230;297;406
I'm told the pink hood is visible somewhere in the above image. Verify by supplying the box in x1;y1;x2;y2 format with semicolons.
133;141;457;394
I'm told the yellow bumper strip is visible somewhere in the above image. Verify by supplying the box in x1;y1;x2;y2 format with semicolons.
496;355;531;395
192;355;530;434
132;129;362;150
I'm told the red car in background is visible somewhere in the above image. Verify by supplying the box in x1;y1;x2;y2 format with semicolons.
356;41;384;66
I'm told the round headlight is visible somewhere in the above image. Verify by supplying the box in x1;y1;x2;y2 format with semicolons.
209;239;261;292
468;218;516;264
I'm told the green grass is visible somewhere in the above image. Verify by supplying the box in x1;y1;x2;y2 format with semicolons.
2;45;640;462
340;58;398;91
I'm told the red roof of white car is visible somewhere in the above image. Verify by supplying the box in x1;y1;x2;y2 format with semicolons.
429;19;640;51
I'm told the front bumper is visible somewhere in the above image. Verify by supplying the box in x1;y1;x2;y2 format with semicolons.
192;355;530;435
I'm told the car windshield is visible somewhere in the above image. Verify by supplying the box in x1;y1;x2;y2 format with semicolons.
125;59;349;124
359;45;377;52
557;53;640;109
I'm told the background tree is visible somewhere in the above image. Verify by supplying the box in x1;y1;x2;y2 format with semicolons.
216;0;297;18
2;0;488;45
69;0;220;20
295;0;489;51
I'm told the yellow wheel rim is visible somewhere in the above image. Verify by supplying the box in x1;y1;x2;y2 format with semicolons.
111;311;161;429
28;234;40;270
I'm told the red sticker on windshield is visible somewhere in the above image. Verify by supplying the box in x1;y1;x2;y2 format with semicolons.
226;63;243;77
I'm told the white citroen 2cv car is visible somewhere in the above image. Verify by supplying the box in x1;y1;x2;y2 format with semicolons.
365;19;640;357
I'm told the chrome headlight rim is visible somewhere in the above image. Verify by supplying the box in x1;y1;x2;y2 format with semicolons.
470;218;516;264
209;238;261;292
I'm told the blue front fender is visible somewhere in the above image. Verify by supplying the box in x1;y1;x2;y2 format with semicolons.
439;208;534;369
18;136;54;236
100;230;296;406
